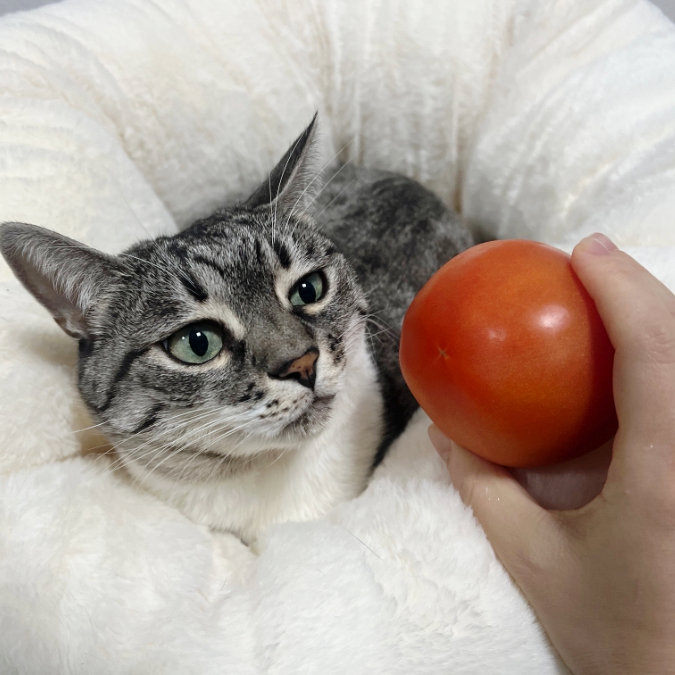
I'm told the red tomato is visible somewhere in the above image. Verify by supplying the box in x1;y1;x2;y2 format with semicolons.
400;240;617;468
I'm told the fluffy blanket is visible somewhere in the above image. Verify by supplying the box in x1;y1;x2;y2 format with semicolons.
1;0;675;672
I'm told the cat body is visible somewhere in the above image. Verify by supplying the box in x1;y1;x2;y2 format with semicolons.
0;119;473;542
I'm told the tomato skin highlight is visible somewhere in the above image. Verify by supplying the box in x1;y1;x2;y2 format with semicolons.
400;240;617;468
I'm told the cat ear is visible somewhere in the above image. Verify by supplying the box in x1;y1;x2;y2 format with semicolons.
246;112;321;216
0;222;122;339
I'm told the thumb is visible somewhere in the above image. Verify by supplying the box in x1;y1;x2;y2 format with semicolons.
429;425;563;582
571;233;675;470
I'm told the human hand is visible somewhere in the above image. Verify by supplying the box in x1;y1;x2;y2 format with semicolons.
429;234;675;675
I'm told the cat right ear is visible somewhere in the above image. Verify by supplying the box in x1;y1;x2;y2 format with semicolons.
0;222;122;339
245;113;320;216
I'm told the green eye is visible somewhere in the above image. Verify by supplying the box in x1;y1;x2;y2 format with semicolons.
164;322;223;364
290;272;325;307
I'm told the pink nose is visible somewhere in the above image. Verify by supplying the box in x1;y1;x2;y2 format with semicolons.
273;349;318;390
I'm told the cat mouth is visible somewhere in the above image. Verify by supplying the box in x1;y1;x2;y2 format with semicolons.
309;393;336;416
282;393;336;436
177;448;225;460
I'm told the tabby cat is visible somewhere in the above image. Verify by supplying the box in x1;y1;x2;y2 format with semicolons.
0;117;473;543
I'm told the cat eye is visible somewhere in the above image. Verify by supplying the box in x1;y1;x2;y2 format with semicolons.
164;322;224;365
289;272;325;307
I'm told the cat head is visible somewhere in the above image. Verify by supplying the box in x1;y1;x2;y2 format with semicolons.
0;116;369;482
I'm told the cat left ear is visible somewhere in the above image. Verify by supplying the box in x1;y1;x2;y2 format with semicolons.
0;222;123;339
246;113;321;217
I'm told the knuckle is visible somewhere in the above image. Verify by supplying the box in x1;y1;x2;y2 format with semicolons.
638;484;675;530
503;511;559;581
448;449;486;509
505;541;542;581
605;250;643;289
635;322;675;365
458;472;483;511
609;253;675;362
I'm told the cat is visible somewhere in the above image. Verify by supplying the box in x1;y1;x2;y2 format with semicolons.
0;116;474;543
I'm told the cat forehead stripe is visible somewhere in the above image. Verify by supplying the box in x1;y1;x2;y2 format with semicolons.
200;300;246;340
271;239;292;268
180;275;208;302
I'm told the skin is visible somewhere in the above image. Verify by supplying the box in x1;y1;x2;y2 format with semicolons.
429;233;675;675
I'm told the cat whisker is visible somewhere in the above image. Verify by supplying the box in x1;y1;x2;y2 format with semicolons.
107;190;199;289
81;444;118;463
338;313;369;345
113;181;173;243
285;142;351;225
171;428;248;483
312;172;357;222
268;170;274;244
125;405;266;484
98;407;229;474
259;445;292;472
366;316;396;334
118;252;198;295
146;417;263;485
69;419;113;435
124;407;227;451
168;426;254;486
365;321;398;344
169;418;255;476
361;279;389;300
109;405;223;449
367;328;397;341
165;398;304;483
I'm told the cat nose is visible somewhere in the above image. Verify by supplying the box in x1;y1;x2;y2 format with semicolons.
270;348;319;390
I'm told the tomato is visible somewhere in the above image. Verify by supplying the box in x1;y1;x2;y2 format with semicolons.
400;240;617;468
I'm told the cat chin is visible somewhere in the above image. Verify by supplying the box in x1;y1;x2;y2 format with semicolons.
121;446;284;483
278;394;336;438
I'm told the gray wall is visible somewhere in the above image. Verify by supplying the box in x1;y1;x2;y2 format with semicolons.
0;0;55;13
9;0;674;23
2;0;675;20
654;0;675;19
0;1;673;29
658;0;675;18
661;0;675;18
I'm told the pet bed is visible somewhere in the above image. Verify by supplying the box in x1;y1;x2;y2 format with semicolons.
1;0;675;672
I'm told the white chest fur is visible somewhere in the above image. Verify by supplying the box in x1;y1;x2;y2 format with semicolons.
126;336;384;543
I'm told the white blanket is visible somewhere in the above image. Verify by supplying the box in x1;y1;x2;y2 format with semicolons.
1;0;674;672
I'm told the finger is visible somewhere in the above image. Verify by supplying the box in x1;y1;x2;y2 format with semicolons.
510;439;612;511
571;234;675;454
428;426;564;581
572;234;675;354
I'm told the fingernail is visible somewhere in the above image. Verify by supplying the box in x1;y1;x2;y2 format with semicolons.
428;425;453;461
577;233;618;256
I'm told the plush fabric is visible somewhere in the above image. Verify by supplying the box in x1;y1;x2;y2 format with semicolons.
1;0;674;672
